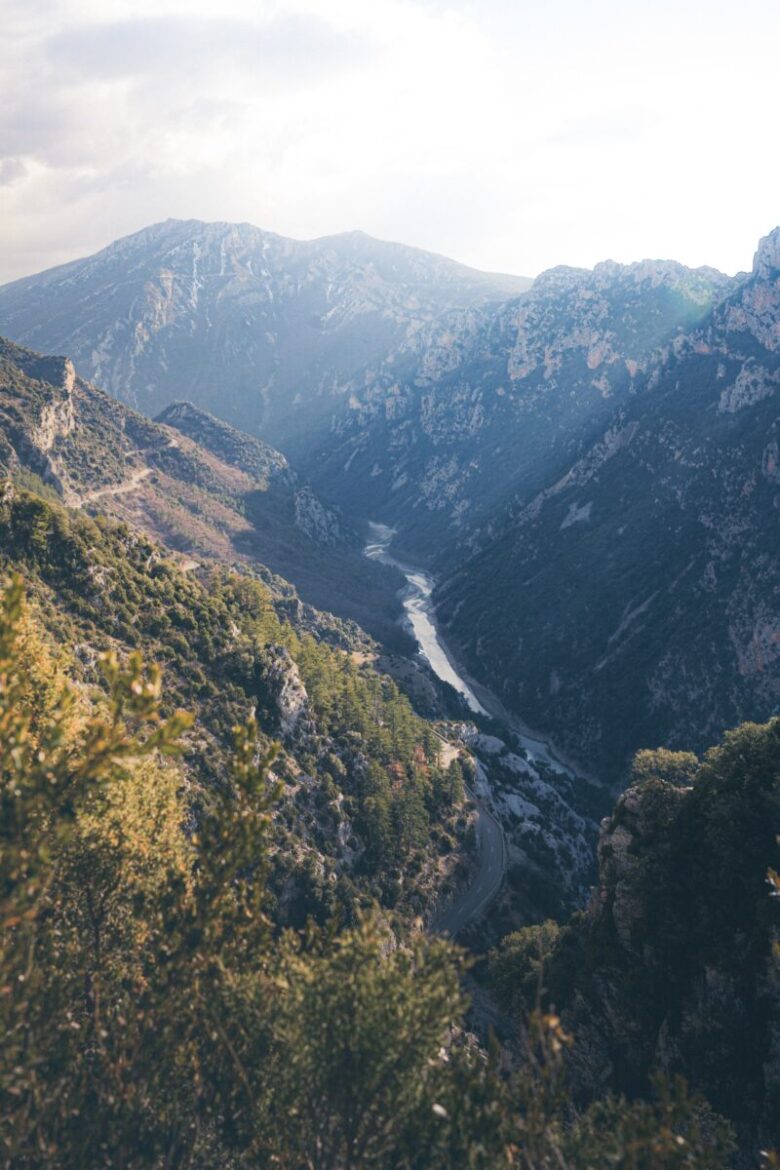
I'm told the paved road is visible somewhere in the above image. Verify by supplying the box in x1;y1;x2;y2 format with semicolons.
433;763;507;937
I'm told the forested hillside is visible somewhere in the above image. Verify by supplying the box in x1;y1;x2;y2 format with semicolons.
0;480;472;923
0;572;748;1169
489;723;780;1155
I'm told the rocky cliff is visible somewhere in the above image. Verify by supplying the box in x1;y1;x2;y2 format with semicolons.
305;255;734;559
436;231;780;779
0;337;403;644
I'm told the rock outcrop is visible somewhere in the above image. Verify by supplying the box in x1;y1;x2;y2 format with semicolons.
263;645;310;736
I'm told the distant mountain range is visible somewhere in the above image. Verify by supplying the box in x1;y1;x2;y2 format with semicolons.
0;218;529;447
1;220;778;781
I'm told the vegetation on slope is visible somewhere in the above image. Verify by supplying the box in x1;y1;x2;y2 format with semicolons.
489;727;780;1154
0;576;737;1169
0;335;407;647
0;480;470;921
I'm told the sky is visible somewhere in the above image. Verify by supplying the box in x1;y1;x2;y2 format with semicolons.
1;0;779;284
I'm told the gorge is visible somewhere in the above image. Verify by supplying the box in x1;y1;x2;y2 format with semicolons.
0;219;778;1164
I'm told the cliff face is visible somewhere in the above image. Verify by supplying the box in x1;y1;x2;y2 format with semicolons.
306;257;733;559
0;343;79;498
437;231;780;780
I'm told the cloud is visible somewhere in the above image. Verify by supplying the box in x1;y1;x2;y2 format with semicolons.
0;0;779;284
47;13;368;82
0;158;27;186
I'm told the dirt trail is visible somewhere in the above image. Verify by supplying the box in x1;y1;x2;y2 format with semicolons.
82;466;153;503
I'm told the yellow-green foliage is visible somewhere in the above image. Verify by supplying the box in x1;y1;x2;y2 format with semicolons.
0;576;740;1169
0;485;458;892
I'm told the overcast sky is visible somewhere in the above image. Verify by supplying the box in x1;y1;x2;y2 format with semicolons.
2;0;779;283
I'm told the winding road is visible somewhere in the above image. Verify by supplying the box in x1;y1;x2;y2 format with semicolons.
434;765;507;936
82;465;153;503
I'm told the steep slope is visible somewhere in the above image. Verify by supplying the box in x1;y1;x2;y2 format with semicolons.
308;257;733;559
0;337;404;642
0;342;482;923
437;229;780;779
0;479;476;927
0;333;605;926
489;723;780;1154
0;218;530;445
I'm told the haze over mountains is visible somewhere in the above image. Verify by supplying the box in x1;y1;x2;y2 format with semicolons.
0;219;530;447
2;218;778;781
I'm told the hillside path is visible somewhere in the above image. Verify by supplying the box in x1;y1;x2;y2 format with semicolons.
82;466;153;503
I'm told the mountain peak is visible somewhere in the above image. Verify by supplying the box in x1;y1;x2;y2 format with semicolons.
0;220;531;441
753;227;780;279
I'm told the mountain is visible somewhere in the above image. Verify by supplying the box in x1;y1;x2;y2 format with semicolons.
0;331;605;927
1;344;752;1170
2;219;777;790
0;334;484;928
4;231;780;1165
305;256;734;558
0;336;405;643
0;218;530;446
437;230;780;779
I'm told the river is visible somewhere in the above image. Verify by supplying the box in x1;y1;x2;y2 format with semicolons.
364;522;584;934
363;522;487;715
363;521;575;778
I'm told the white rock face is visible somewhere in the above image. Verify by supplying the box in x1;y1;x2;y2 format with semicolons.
753;226;780;279
560;500;592;529
265;646;309;736
30;359;76;451
718;363;779;413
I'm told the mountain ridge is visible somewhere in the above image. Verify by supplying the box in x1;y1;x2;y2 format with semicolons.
0;335;407;644
1;221;777;786
437;227;780;778
0;217;531;446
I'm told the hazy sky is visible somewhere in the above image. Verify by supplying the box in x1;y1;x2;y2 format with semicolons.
2;0;779;283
